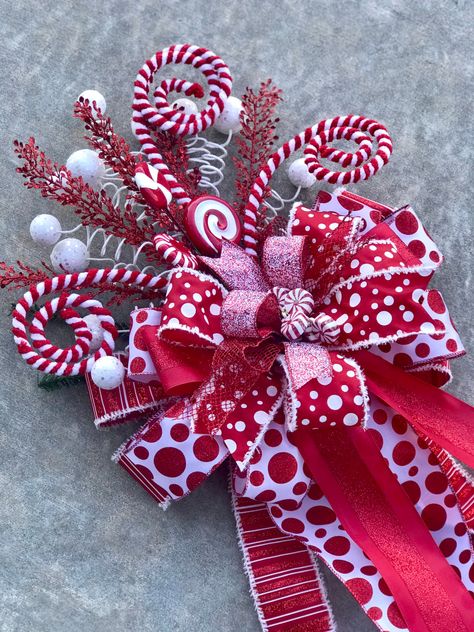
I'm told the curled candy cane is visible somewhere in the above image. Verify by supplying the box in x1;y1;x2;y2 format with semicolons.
184;195;242;255
30;297;106;363
242;115;393;256
132;44;233;205
303;116;392;185
153;234;199;269
11;268;167;376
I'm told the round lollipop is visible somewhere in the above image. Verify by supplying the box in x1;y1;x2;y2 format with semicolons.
184;195;242;255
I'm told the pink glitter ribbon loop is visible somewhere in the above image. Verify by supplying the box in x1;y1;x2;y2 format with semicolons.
221;290;280;339
262;235;309;289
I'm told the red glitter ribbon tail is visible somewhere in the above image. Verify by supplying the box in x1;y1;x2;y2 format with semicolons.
294;426;474;632
357;350;474;467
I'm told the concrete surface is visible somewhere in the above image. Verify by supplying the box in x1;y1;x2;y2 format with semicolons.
0;1;473;631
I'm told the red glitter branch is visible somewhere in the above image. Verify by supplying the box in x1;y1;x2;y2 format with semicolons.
74;99;200;232
74;98;142;196
13;138;161;262
95;282;162;307
0;260;53;290
233;80;282;229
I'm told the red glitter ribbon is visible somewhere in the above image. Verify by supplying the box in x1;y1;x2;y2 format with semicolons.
294;425;474;632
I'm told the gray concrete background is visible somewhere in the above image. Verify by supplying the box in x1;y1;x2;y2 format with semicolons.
1;1;473;631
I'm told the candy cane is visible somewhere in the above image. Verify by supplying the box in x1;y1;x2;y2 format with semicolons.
153;234;199;269
242;115;393;256
132;44;233;205
303;117;392;184
11;268;167;376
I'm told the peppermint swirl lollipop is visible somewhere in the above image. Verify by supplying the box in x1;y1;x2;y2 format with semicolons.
184;195;243;255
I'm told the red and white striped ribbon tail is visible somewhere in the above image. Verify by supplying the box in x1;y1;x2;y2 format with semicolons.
231;488;335;632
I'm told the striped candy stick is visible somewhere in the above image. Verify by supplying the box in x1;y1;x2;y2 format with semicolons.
12;268;167;377
132;44;233;206
242;115;393;256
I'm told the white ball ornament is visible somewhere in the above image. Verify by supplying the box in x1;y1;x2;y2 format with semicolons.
288;158;317;189
29;214;62;246
66;149;105;188
171;98;199;115
213;96;243;134
78;89;107;114
91;355;125;390
82;314;104;352
50;238;89;273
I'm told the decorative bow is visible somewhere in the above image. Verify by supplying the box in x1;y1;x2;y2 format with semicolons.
122;191;474;632
131;199;455;452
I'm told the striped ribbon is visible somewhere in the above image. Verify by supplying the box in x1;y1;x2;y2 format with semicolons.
231;484;335;631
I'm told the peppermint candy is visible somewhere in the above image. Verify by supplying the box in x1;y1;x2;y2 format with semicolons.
184;195;242;255
306;313;340;345
274;287;315;341
153;234;199;269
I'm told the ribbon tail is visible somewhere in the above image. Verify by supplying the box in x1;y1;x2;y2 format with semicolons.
356;350;474;467
294;426;474;632
114;402;229;506
230;466;336;632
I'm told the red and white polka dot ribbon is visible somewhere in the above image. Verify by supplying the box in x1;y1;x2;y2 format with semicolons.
132;44;233;205
242;116;392;256
11;268;167;376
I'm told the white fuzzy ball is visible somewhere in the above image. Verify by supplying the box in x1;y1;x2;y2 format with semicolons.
66;149;105;188
78;90;106;114
91;355;125;390
29;214;62;246
213;96;243;134
51;238;89;273
82;314;104;352
171;98;199;115
288;158;317;189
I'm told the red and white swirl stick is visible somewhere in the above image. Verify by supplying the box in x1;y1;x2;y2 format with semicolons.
303;117;392;184
132;44;233;206
242;115;393;256
153;234;199;269
12;268;167;376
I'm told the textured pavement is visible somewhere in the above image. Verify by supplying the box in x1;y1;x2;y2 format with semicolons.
1;1;473;631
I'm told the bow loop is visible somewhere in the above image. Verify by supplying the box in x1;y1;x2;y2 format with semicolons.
221;290;280;339
262;235;309;288
159;269;227;348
